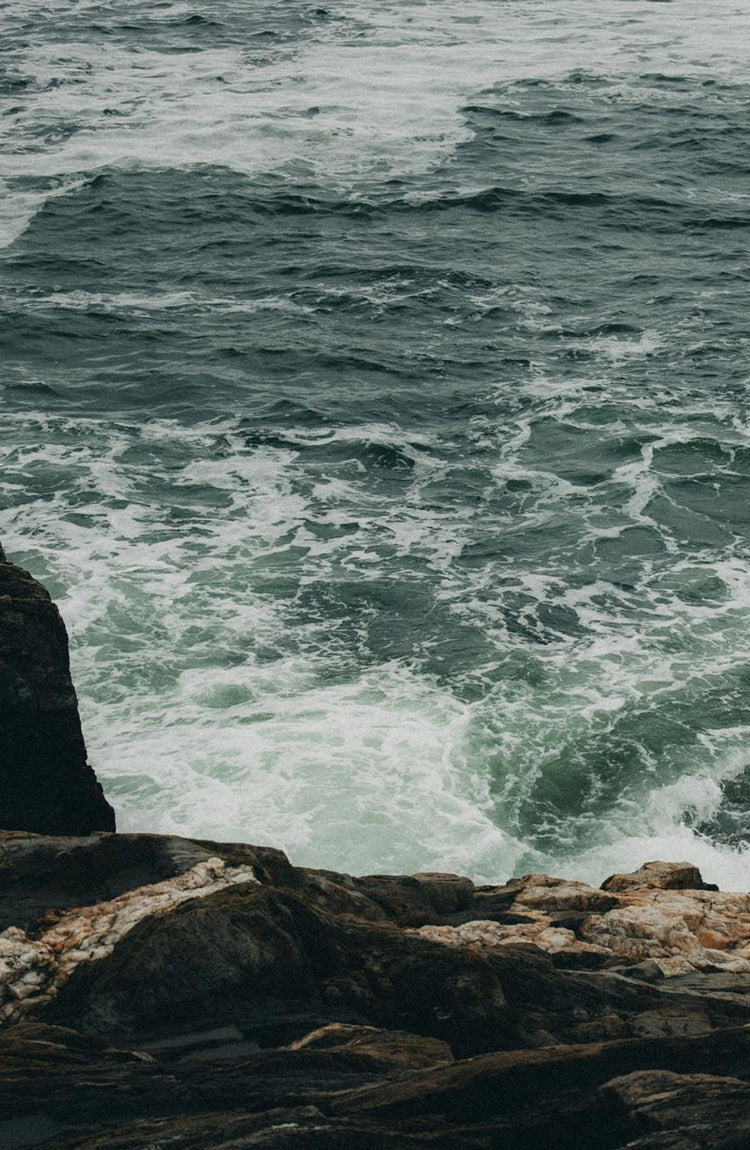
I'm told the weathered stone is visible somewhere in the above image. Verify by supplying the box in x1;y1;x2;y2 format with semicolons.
287;1023;453;1071
0;559;115;836
602;862;719;894
44;885;511;1052
344;871;475;926
0;830;292;932
578;888;750;974
602;1069;750;1148
416;868;750;978
0;857;258;1025
507;874;620;914
0;834;748;1148
331;1025;750;1122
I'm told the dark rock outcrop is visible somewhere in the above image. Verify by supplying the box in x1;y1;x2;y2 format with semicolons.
1;833;750;1147
0;556;114;835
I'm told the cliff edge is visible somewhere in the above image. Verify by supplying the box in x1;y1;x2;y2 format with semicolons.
0;544;115;835
1;834;749;1149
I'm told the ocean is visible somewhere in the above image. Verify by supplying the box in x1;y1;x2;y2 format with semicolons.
2;0;750;887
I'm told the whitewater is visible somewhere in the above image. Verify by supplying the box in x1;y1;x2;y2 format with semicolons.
2;0;750;887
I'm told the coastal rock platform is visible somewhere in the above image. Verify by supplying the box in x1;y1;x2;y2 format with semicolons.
2;832;749;1149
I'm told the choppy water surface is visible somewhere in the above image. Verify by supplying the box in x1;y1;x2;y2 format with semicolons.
2;0;750;885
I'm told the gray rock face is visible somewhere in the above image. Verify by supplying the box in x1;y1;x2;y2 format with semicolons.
0;554;115;835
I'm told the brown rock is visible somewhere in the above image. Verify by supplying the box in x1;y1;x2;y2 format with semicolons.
602;1069;750;1148
601;862;718;894
0;830;293;932
578;888;750;974
346;872;475;926
287;1023;453;1071
332;1025;750;1122
43;884;511;1052
417;868;750;978
509;873;620;914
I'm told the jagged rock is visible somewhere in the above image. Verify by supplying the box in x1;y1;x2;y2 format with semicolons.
0;831;292;932
0;833;747;1055
5;1021;750;1150
0;857;259;1025
0;557;115;836
602;862;719;894
43;884;512;1052
576;887;750;975
349;872;475;925
416;870;750;977
0;1021;444;1149
42;1111;433;1150
0;835;749;1147
602;1069;750;1148
331;1025;750;1123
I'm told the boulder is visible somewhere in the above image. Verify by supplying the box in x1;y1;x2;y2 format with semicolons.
602;1069;750;1148
602;862;718;894
43;883;511;1051
0;556;115;835
0;830;292;932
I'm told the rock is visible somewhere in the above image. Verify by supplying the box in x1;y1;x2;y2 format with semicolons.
577;888;750;974
0;557;115;835
0;1021;437;1148
42;1110;432;1150
507;873;620;914
4;1018;750;1150
0;856;259;1025
0;830;292;932
331;1025;750;1123
286;1023;454;1071
415;916;612;968
415;868;750;978
0;834;747;1056
30;886;750;1058
344;872;475;926
44;884;512;1052
602;1069;750;1148
0;837;749;1148
602;862;719;894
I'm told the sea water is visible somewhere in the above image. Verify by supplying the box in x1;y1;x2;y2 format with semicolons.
2;0;750;887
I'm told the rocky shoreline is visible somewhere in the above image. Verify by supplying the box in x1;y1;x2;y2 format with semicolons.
2;554;750;1148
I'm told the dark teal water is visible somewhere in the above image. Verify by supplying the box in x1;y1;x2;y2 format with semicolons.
2;0;750;885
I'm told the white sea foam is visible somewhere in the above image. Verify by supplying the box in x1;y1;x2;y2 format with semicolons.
3;0;750;246
2;403;749;887
3;1;750;887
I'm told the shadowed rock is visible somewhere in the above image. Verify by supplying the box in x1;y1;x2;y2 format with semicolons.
1;837;750;1147
0;556;115;836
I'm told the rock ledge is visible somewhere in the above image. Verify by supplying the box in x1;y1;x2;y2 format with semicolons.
1;833;749;1149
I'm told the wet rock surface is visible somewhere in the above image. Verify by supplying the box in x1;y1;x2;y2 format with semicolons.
1;835;749;1148
0;560;114;836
